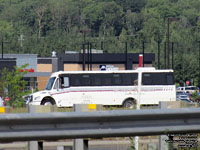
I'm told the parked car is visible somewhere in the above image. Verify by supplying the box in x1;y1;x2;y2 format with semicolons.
176;86;199;94
176;93;192;103
0;96;5;106
176;91;186;96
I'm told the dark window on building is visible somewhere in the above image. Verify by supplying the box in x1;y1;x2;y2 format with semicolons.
142;72;175;85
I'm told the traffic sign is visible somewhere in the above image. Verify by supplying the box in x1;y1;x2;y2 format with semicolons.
5;97;10;102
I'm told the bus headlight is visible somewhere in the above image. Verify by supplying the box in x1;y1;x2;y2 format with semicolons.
24;95;33;104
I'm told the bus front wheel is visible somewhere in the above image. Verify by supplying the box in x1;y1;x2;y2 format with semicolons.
41;99;55;106
123;99;135;109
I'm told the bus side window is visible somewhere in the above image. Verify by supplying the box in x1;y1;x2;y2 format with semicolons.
121;73;138;85
142;73;175;85
59;76;69;88
166;74;174;85
112;74;121;85
63;77;69;88
81;74;91;86
142;73;152;85
70;75;81;86
91;74;101;86
102;74;112;86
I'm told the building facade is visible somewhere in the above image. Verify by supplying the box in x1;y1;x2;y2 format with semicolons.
1;53;155;91
37;53;155;90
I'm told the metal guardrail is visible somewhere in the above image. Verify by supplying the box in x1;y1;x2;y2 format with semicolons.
0;107;200;142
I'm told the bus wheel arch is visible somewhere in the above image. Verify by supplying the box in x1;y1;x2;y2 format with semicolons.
122;98;136;109
41;97;56;105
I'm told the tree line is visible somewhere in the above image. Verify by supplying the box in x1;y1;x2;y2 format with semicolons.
0;0;200;86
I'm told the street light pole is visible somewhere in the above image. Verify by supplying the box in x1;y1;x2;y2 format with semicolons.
198;41;200;87
167;18;170;69
167;17;178;69
171;42;174;69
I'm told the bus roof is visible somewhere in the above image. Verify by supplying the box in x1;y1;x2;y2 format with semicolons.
50;67;174;77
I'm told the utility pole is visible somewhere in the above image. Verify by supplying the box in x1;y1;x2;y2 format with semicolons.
1;36;3;59
157;40;161;69
142;41;145;67
125;42;128;70
164;42;166;69
0;35;10;59
167;17;178;69
79;30;91;71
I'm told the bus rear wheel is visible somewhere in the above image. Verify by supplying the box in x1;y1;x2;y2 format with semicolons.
123;99;135;109
41;99;55;106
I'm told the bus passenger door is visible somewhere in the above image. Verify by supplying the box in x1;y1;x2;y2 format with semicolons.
52;76;72;107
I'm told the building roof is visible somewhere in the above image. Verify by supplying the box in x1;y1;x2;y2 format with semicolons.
38;53;155;64
4;54;37;71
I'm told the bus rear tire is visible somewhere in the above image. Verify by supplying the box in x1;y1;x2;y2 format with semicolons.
123;99;135;109
41;99;55;106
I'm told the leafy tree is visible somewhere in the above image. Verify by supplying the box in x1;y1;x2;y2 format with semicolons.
115;0;146;12
0;20;14;37
0;65;28;107
0;0;200;86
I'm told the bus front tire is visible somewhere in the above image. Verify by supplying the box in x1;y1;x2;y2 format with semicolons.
41;99;55;105
123;99;135;109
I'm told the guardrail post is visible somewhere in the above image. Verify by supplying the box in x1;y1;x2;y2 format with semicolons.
28;105;54;150
28;141;43;150
159;101;173;150
73;104;102;150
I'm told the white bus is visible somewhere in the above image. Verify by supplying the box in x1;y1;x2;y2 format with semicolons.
26;67;176;108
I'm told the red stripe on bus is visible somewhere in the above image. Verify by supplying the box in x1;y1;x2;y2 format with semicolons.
50;88;171;96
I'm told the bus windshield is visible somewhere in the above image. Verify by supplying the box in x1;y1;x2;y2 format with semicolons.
45;77;56;90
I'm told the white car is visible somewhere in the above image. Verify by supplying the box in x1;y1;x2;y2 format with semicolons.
176;86;199;94
0;97;5;107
